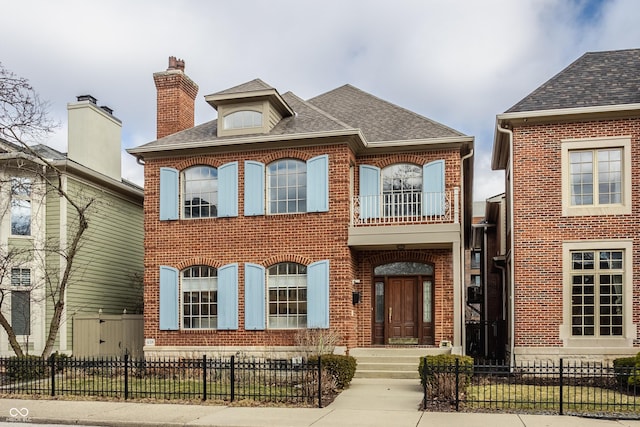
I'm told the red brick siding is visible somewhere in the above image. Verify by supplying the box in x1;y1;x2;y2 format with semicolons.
154;72;198;139
144;143;463;349
511;117;640;348
144;144;357;348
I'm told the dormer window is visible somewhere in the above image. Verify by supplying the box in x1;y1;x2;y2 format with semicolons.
223;110;262;130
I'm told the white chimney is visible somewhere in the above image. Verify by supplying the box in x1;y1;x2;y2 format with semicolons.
67;95;122;181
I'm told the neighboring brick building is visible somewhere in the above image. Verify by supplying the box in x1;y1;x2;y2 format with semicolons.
492;49;640;363
128;57;474;357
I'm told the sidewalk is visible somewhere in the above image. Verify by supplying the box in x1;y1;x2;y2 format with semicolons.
0;379;638;427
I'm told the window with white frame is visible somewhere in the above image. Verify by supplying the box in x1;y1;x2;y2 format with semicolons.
223;110;262;130
561;137;631;216
267;159;307;214
267;262;307;329
182;266;217;329
382;163;422;217
570;250;623;337
183;166;218;218
11;177;31;236
11;268;30;335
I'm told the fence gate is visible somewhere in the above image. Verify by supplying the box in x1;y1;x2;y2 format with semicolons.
73;314;143;358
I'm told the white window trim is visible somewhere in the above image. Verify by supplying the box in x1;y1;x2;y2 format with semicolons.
266;263;308;329
180;266;218;330
266;159;307;215
560;240;637;348
10;268;32;338
561;136;631;216
181;166;218;220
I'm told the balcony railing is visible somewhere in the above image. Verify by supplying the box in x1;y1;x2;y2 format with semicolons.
351;188;459;226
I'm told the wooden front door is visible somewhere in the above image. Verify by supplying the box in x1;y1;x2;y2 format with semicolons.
387;277;418;344
372;275;435;346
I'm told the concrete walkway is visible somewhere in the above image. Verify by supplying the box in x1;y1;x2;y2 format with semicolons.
0;378;638;426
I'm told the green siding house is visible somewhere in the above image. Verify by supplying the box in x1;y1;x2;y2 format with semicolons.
0;95;143;356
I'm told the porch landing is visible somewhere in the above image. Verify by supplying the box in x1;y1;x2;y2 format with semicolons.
350;347;452;379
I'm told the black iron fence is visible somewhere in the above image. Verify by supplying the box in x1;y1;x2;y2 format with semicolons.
422;359;640;418
0;355;325;407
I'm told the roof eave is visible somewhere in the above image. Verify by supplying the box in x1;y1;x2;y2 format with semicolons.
361;136;474;154
51;159;144;200
127;129;367;157
498;103;640;125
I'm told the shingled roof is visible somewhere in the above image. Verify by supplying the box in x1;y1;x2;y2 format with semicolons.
308;84;464;141
208;78;274;96
132;80;466;152
507;48;640;113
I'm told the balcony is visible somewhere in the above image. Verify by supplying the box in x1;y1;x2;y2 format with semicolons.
348;188;460;250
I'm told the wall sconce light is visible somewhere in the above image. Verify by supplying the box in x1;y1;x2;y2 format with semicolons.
352;279;361;285
352;291;361;305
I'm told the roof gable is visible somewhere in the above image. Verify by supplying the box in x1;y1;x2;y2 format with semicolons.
507;48;640;113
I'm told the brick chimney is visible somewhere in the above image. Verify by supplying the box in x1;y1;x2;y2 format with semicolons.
153;56;199;139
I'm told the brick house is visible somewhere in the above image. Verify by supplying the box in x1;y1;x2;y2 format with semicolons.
128;57;474;358
492;49;640;363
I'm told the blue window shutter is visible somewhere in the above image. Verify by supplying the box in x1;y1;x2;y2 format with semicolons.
159;266;179;330
218;162;238;217
359;165;380;219
307;260;329;329
218;263;238;330
159;168;179;220
307;155;329;212
244;263;266;330
423;160;445;216
244;161;265;216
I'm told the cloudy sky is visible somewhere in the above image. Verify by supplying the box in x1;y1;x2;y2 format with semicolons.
2;0;639;201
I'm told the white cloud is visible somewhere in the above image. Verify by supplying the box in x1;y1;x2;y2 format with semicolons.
2;0;639;202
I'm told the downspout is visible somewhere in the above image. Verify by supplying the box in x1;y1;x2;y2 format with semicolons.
496;125;514;367
459;148;473;355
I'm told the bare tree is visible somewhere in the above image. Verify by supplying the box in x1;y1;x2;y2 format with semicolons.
0;62;94;358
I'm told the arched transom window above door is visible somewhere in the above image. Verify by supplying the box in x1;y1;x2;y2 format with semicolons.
374;262;434;276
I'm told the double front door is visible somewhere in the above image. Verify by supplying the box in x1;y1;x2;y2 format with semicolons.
373;275;434;345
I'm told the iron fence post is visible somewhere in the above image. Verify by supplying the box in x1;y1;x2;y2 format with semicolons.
318;356;323;408
421;358;427;410
49;354;55;397
124;354;129;400
202;354;207;401
559;358;563;416
455;358;460;412
230;355;235;403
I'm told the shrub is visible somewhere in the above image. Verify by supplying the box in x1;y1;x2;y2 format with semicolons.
629;353;640;389
613;354;639;389
295;329;342;357
6;355;46;381
310;354;357;389
419;354;474;403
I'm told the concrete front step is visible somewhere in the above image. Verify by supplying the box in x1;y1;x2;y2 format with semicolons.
351;347;451;379
356;369;419;379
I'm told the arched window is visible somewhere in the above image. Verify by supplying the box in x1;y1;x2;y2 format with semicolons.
182;266;217;329
382;163;422;217
223;110;262;130
183;166;217;218
267;262;307;329
267;159;307;214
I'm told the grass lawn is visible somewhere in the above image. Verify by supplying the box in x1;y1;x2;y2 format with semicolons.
465;384;640;414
